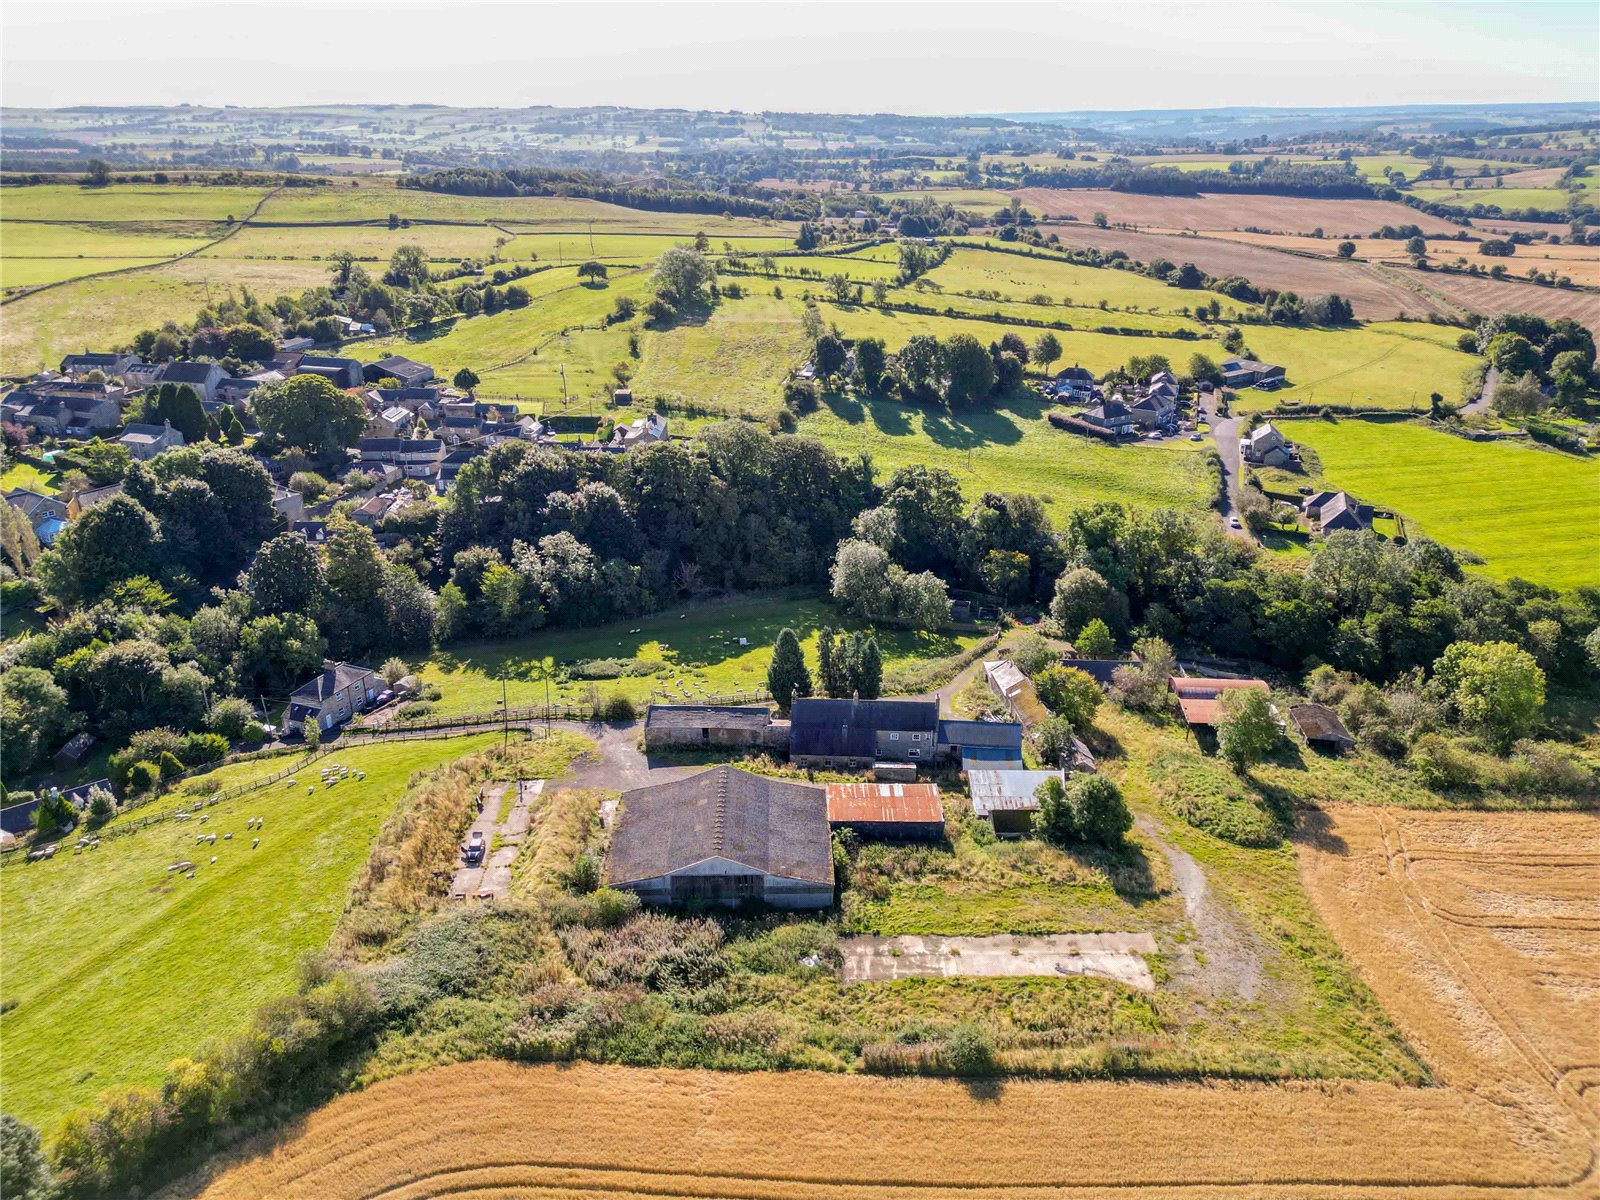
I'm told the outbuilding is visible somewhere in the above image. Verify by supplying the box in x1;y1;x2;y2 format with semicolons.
603;765;833;909
936;719;1024;770
642;704;780;751
826;782;944;840
1290;703;1356;751
968;768;1064;837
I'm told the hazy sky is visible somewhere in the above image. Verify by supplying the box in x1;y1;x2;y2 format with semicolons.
3;1;1595;113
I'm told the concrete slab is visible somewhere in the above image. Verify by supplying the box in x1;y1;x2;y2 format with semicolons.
840;933;1158;992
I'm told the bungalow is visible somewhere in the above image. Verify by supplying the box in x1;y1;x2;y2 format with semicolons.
1079;400;1135;438
5;488;70;544
351;490;414;527
826;782;944;840
610;411;668;450
602;765;834;909
936;719;1025;771
1240;422;1293;468
1290;703;1356;751
363;355;434;387
1169;676;1271;729
67;482;123;519
788;697;940;772
160;361;227;402
285;660;380;734
642;704;781;751
1303;490;1371;534
59;352;138;379
118;420;185;460
1220;358;1287;390
297;355;365;388
968;768;1064;837
357;437;445;479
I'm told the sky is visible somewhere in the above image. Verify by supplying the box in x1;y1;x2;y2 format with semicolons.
2;1;1596;114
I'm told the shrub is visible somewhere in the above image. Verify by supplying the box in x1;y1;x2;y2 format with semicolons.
177;731;228;767
126;761;161;792
941;1024;996;1075
205;698;258;741
31;791;73;834
602;694;637;722
86;785;115;826
1407;733;1481;791
1216;689;1279;772
563;851;602;894
1507;740;1595;795
157;751;185;780
1009;632;1055;676
0;1114;53;1200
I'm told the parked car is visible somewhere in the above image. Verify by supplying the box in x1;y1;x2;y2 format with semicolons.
464;829;486;865
376;690;394;705
1228;516;1242;529
1189;433;1203;442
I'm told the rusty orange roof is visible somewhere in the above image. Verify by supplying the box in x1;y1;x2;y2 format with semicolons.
1168;677;1269;727
825;782;944;826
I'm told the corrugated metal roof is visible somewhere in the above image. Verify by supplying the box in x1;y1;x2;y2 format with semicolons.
968;769;1064;816
960;746;1025;770
1169;677;1269;727
826;782;944;826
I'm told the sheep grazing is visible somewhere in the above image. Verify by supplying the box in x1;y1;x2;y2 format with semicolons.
210;856;218;864
185;871;196;879
224;833;233;840
252;838;260;848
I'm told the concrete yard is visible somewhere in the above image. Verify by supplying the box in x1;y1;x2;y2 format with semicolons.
840;933;1159;991
450;779;545;898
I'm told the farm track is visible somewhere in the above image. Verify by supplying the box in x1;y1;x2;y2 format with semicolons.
0;185;282;306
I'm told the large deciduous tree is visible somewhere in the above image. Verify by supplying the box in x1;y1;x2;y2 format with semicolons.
252;375;367;458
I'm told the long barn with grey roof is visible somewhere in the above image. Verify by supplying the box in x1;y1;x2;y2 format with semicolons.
603;765;833;908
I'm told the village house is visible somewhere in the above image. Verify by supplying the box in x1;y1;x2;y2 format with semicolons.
968;768;1065;837
642;704;784;751
284;660;380;734
1302;490;1371;533
609;411;668;450
118;420;185;460
363;355;435;388
357;437;446;479
122;361;167;390
1221;357;1287;390
2;382;124;438
825;781;945;840
1052;364;1097;401
66;482;123;519
1079;399;1135;438
1127;389;1179;431
364;404;417;439
438;445;485;488
160;360;226;402
59;351;138;379
271;485;305;524
4;488;70;543
603;765;834;909
364;385;442;417
788;697;940;772
1240;422;1293;468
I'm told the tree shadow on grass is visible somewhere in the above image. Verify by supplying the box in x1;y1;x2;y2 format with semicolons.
962;1075;1006;1102
923;405;1023;451
822;390;864;424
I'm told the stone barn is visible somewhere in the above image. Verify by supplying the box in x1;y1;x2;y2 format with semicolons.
642;704;781;751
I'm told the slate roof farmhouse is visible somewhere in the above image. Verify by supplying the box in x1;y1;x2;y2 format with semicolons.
285;660;380;733
603;765;834;908
788;697;939;771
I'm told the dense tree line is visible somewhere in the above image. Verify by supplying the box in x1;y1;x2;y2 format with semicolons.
399;167;808;220
1018;161;1378;199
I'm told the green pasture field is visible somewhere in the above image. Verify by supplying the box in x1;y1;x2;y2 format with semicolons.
800;390;1215;518
1345;154;1524;181
0;733;501;1129
630;292;810;415
0;183;276;223
1228;322;1476;413
819;301;1229;377
1287;417;1600;589
743;252;903;282
414;592;986;716
1;220;220;258
1426;187;1582;212
872;188;1015;209
200;220;505;263
499;231;794;264
1;257;172;290
358;271;651;405
0;256;332;375
884;287;1211;336
931;244;1252;315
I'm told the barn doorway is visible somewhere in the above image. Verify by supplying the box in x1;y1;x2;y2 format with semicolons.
671;873;761;904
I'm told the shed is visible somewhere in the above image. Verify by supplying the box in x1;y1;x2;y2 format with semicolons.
968;769;1065;837
53;731;97;770
1169;676;1270;728
936;718;1024;769
643;704;776;751
603;765;833;908
826;782;944;840
1290;703;1356;751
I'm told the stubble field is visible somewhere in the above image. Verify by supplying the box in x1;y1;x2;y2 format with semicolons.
173;806;1600;1200
1013;187;1467;236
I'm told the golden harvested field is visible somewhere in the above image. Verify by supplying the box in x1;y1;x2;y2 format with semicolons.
1413;271;1600;335
178;807;1599;1200
1014;188;1465;237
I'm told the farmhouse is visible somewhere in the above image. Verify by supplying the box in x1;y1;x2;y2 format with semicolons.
825;782;945;840
969;768;1064;837
358;437;445;479
1290;703;1356;751
936;719;1025;770
5;488;69;543
642;704;781;751
285;660;380;734
610;411;668;449
603;765;834;909
1221;358;1287;389
1302;490;1371;533
118;420;185;460
789;697;940;771
1079;399;1135;438
364;355;435;387
160;360;226;402
1169;676;1271;729
59;352;138;379
1240;422;1293;468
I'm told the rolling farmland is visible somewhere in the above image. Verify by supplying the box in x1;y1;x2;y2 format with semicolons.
1013;187;1467;236
1287;418;1600;589
179;807;1600;1200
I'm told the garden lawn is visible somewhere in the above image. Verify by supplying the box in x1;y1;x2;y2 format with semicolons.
1229;322;1476;413
0;734;499;1130
413;593;986;717
800;390;1215;518
1287;417;1600;590
0;461;63;493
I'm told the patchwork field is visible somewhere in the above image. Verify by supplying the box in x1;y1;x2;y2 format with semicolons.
0;734;501;1128
1014;188;1466;236
1286;417;1600;589
414;592;986;717
175;805;1600;1200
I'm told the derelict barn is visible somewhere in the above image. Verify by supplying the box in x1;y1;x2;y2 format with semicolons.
642;704;787;752
602;765;834;909
826;782;945;840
